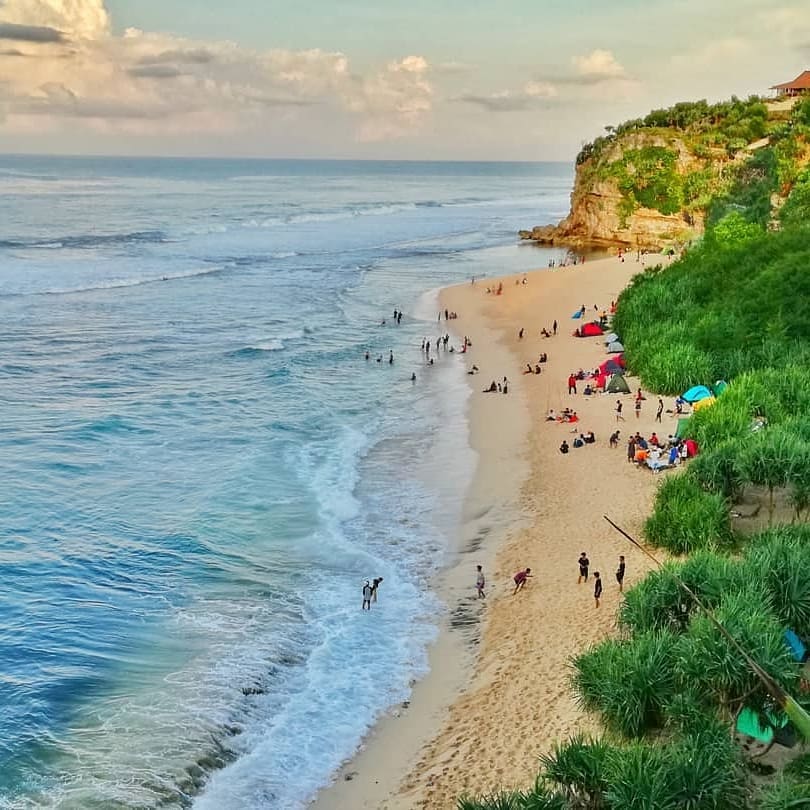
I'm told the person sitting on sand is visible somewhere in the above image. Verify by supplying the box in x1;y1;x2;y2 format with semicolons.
583;431;596;444
467;365;479;375
524;363;534;374
539;353;547;363
609;430;620;448
546;409;556;421
483;381;497;392
559;440;570;454
535;364;542;375
541;328;551;338
573;436;584;448
567;412;579;424
649;432;660;447
513;568;532;595
583;384;593;396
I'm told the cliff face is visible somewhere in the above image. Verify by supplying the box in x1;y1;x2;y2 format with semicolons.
521;132;707;249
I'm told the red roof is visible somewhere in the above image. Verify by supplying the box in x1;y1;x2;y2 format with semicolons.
771;70;810;91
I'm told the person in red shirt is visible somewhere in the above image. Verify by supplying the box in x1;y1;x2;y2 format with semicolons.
513;568;532;595
567;374;577;395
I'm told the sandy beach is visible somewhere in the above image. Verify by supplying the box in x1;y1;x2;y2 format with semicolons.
314;254;670;809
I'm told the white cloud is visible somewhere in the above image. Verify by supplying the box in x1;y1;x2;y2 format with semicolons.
0;0;433;142
573;49;626;79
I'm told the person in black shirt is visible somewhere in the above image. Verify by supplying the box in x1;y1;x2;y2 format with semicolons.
578;552;590;583
594;572;603;608
616;556;626;592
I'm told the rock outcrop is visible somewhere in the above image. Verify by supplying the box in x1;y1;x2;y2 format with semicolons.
522;132;704;249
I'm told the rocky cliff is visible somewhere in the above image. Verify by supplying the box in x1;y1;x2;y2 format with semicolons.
521;133;707;249
520;96;802;249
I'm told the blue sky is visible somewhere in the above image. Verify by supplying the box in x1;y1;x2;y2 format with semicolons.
0;0;808;159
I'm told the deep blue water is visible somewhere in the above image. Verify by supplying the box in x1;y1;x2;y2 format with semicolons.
0;156;572;809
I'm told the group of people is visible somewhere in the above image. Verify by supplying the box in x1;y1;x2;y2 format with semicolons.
624;431;699;471
439;308;458;321
546;408;579;423
559;430;596;454
578;552;626;607
365;350;395;365
523;353;548;375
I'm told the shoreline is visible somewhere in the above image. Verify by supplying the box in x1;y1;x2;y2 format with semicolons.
314;255;668;809
311;278;531;810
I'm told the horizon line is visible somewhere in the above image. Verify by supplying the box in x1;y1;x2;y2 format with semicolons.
0;151;571;165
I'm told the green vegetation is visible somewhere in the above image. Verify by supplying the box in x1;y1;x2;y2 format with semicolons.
460;93;810;810
574;95;810;231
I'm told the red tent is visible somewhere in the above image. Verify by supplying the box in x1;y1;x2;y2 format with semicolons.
598;355;625;376
579;322;604;337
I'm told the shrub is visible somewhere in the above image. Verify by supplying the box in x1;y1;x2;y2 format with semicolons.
572;631;678;737
744;527;810;638
539;736;610;806
758;779;810;810
687;441;746;499
644;474;734;553
676;587;799;713
619;551;739;634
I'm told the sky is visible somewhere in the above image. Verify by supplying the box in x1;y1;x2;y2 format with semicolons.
0;0;808;160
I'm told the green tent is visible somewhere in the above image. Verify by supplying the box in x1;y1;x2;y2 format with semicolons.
736;707;790;745
675;417;691;439
606;373;631;394
713;380;728;397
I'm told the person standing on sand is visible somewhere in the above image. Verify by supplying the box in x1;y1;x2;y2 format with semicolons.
616;556;626;592
634;399;642;419
656;398;664;423
594;572;603;608
553;319;558;335
513;568;532;595
627;436;636;463
578;552;590;584
616;400;624;422
362;581;372;610
568;374;577;395
476;565;486;599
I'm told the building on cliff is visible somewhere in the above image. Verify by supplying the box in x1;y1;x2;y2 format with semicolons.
771;70;810;98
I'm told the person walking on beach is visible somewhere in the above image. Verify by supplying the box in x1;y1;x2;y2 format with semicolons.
513;568;532;595
593;572;603;608
362;581;373;610
476;565;486;599
634;398;642;420
578;552;590;584
371;577;383;603
616;556;626;592
553;319;558;335
616;400;624;422
656;398;664;423
568;374;577;395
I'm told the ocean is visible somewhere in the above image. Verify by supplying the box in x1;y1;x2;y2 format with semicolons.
0;156;572;809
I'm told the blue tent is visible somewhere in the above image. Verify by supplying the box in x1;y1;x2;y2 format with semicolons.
682;385;712;403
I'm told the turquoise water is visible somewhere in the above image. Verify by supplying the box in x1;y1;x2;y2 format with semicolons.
0;157;571;808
